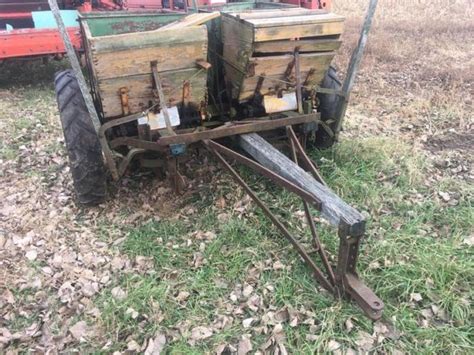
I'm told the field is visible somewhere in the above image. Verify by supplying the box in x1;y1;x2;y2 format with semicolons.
0;0;473;353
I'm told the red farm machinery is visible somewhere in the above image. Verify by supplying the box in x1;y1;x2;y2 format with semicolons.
0;0;166;61
0;0;332;61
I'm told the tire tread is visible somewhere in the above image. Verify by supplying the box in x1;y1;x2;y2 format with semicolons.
54;69;106;205
311;66;341;149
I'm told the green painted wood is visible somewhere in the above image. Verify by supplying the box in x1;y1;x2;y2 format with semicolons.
81;13;185;37
199;2;258;12
202;0;295;11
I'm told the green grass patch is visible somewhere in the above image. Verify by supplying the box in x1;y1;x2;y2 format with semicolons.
0;61;68;89
95;137;473;353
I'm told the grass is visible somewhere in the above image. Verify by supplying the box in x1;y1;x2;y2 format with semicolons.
0;1;471;352
94;138;473;353
0;77;59;161
7;288;42;333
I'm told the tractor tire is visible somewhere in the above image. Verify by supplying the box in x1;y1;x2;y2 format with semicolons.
310;66;342;149
54;69;106;205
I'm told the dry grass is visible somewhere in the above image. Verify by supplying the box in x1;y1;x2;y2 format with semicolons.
0;1;473;353
334;0;473;143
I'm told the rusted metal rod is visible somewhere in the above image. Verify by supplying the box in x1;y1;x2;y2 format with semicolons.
302;203;336;285
205;140;335;293
157;113;319;146
151;61;175;136
288;136;336;286
205;140;322;210
47;0;101;133
334;0;378;139
48;0;119;179
294;49;303;114
286;126;327;186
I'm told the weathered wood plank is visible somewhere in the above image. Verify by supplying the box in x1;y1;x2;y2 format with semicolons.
87;24;208;118
221;15;254;43
230;8;315;20
248;52;335;77
222;43;249;71
254;37;342;54
81;13;185;36
221;15;254;70
223;64;246;100
89;26;207;53
98;68;207;118
246;13;344;28
254;21;344;42
238;69;326;101
221;14;254;101
238;133;365;236
157;12;220;30
221;9;344;102
92;41;207;79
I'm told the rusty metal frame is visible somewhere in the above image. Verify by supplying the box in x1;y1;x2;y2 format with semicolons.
155;114;318;146
334;0;378;140
46;0;382;319
205;140;322;210
97;112;321;179
203;127;384;320
117;148;146;177
287;126;383;318
97;110;384;318
151;61;175;136
204;139;335;293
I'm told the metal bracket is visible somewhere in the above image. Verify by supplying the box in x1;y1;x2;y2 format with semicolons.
167;158;185;193
283;56;296;83
151;60;175;136
254;75;265;98
119;87;130;116
205;128;384;320
182;80;191;108
294;49;303;114
337;225;384;320
314;86;346;97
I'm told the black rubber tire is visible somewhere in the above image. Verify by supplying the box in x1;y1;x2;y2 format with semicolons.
54;69;106;205
311;66;342;149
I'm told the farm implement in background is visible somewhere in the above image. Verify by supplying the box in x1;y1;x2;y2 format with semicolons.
0;0;176;61
0;0;330;62
0;0;121;61
48;0;383;319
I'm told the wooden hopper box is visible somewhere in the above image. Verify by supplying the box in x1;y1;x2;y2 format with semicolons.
80;12;209;120
221;8;344;104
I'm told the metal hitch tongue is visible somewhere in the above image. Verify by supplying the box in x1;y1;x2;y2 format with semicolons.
204;126;384;320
